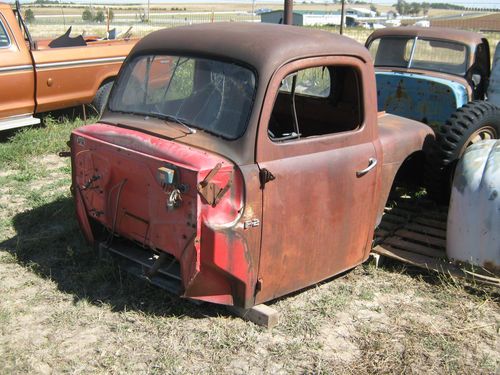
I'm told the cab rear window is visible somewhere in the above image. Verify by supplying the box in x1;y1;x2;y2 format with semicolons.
368;36;468;76
109;55;256;140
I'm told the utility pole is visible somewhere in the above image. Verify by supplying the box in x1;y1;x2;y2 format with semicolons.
284;0;293;25
340;0;346;34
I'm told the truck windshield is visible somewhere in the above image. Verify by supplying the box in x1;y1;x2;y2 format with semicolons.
368;36;468;76
109;55;256;139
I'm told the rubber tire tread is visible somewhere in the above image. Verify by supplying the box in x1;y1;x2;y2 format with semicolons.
91;81;114;115
424;100;500;202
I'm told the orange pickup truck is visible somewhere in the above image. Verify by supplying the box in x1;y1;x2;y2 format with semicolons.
0;2;137;131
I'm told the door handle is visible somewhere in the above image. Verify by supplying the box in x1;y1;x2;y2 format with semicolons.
356;158;377;177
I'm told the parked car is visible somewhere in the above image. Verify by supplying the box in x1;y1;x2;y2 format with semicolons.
0;2;137;131
69;23;434;308
365;27;500;200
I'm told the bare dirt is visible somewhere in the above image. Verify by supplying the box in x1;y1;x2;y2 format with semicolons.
0;155;499;374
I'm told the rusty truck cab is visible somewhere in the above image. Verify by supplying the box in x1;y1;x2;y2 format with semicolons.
71;23;384;308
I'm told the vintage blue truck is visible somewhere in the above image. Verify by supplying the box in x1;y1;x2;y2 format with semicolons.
366;27;500;199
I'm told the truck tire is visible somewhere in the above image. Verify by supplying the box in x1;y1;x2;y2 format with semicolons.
425;101;500;201
91;81;114;115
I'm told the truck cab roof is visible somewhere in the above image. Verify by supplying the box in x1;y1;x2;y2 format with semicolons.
366;26;484;50
130;22;372;78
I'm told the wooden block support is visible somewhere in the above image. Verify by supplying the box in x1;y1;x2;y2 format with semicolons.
229;304;280;329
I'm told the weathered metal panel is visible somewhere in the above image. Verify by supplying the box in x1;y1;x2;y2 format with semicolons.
375;72;468;130
254;55;381;303
71;124;262;307
447;140;500;274
487;43;500;107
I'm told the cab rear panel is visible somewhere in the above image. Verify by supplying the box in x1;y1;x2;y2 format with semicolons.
71;123;259;307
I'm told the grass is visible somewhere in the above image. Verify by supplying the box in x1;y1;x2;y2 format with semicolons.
0;115;86;170
0;115;499;374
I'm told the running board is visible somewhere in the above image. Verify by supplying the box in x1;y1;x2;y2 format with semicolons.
0;115;40;131
98;240;183;295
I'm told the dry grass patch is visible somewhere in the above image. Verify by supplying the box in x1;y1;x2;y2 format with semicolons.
0;118;499;374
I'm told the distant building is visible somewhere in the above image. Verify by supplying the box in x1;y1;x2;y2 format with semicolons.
346;7;376;18
261;10;342;26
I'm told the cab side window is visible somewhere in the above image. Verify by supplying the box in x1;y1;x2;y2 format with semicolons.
0;20;10;48
268;65;363;141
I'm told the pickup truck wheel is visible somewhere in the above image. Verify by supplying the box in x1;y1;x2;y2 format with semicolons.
91;81;114;115
425;101;500;201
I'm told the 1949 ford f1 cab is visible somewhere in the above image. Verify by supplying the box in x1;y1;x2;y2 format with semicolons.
69;23;434;308
365;27;500;199
0;2;137;131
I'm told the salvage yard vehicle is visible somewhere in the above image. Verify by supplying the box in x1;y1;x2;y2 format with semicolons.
69;23;437;308
365;27;500;198
0;2;137;131
447;140;499;274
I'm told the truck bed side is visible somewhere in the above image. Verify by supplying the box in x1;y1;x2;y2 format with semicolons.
0;2;137;121
31;40;135;112
376;113;435;224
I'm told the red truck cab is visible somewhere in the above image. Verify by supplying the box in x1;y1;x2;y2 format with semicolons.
70;23;433;308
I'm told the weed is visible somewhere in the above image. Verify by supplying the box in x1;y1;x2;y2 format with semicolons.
0;116;498;374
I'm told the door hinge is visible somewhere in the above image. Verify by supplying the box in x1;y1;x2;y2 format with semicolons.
259;168;275;189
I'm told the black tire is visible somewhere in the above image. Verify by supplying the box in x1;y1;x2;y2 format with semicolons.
91;81;114;115
425;101;500;202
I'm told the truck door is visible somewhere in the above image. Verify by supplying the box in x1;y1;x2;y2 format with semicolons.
0;13;35;122
255;57;381;303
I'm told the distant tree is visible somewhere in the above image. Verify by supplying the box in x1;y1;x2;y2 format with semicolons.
422;2;430;15
395;0;406;15
410;2;422;15
24;9;35;23
370;4;377;12
94;10;105;23
82;8;93;22
108;9;115;22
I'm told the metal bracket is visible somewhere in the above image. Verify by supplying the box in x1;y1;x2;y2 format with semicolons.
197;163;233;207
259;168;275;189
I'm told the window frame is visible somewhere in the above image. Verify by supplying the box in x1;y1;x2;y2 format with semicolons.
108;53;258;140
278;66;332;98
267;63;364;143
256;55;373;163
368;35;470;77
0;18;12;49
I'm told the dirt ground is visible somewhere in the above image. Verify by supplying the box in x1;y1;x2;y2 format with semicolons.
0;149;499;374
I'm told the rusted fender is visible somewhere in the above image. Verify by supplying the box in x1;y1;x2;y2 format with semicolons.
447;140;500;274
375;113;435;225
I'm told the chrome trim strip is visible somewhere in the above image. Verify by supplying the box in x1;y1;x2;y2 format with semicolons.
36;56;126;70
0;64;33;73
1;113;33;120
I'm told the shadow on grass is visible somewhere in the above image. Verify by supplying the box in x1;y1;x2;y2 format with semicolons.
372;257;500;301
0;196;228;319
